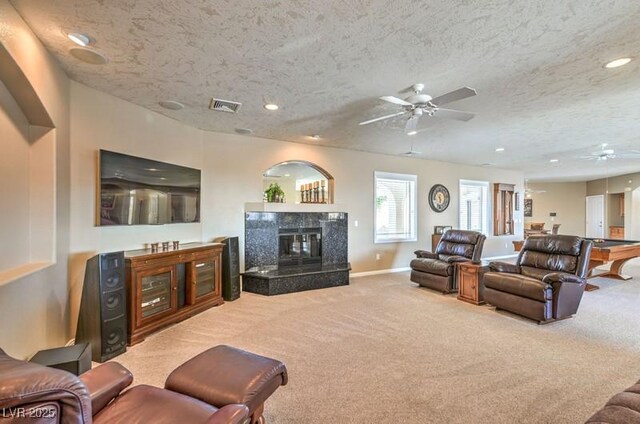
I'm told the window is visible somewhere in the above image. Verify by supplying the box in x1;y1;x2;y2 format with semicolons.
374;172;417;243
459;180;489;234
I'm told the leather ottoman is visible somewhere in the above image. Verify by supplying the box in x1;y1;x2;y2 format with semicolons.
586;379;640;423
165;345;288;424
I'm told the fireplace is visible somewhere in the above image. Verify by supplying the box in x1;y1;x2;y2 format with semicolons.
278;227;322;268
244;212;349;295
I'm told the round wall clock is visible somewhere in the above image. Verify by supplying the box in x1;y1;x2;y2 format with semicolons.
429;184;450;213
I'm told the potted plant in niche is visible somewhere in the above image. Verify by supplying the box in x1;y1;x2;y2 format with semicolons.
264;183;285;203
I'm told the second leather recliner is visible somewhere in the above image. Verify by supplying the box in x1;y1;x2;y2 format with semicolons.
410;230;486;293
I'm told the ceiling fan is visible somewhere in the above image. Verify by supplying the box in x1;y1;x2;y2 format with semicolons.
401;139;422;157
359;84;477;134
579;144;640;161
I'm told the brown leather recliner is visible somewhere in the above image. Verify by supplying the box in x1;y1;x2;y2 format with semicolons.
0;348;250;424
484;235;593;324
410;230;486;293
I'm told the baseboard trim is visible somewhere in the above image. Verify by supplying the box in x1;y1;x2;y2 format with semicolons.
483;254;518;260
350;255;517;278
351;267;411;278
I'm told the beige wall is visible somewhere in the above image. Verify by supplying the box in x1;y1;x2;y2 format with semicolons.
524;182;586;237
68;83;523;303
0;81;31;271
0;0;70;359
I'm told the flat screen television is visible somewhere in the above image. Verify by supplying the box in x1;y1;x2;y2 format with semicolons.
98;150;201;226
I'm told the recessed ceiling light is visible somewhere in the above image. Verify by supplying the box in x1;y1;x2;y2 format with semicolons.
495;147;505;152
605;58;632;68
407;131;417;136
549;159;559;163
264;103;279;111
69;47;108;65
159;100;184;110
284;174;291;177
67;32;92;47
235;128;253;135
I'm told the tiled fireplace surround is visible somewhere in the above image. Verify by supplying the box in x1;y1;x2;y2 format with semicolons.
242;212;350;295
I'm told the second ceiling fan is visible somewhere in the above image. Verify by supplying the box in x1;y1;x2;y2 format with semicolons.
359;84;477;134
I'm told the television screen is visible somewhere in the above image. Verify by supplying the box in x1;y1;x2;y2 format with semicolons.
98;150;201;226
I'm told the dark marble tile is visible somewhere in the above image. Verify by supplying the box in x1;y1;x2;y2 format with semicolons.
245;212;278;230
277;213;302;229
245;228;278;269
244;211;349;294
242;269;350;295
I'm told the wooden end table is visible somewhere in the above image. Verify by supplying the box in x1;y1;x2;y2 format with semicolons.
457;261;490;305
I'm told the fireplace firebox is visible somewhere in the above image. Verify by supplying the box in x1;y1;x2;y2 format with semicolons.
278;227;322;268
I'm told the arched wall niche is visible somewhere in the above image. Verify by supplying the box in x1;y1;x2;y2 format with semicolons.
262;160;335;204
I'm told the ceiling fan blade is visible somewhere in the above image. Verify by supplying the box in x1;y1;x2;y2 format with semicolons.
434;108;475;121
430;87;477;106
402;151;423;157
405;116;419;133
359;111;406;126
379;96;413;106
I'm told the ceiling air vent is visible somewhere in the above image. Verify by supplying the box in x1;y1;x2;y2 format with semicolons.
208;98;242;113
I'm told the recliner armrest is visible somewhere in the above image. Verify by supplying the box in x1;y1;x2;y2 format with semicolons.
79;362;133;415
489;261;520;273
542;272;585;284
444;255;469;263
205;404;250;424
414;250;437;259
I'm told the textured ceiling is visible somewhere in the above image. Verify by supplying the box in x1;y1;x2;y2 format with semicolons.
9;0;640;181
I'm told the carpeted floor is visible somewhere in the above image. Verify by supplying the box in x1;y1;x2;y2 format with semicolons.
116;260;640;424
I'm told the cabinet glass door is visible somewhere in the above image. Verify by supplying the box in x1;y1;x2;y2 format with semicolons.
193;260;216;299
140;269;173;319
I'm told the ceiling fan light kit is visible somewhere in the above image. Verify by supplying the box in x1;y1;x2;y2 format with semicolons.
359;84;477;134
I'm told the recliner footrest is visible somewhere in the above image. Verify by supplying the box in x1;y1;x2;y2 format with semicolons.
165;345;287;419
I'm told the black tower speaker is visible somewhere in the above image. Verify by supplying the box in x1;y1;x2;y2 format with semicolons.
214;236;240;301
75;252;127;362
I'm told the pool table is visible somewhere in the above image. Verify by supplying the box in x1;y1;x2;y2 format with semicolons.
512;238;640;291
584;238;640;290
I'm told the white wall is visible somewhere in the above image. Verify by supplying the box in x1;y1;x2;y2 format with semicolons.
524;182;586;236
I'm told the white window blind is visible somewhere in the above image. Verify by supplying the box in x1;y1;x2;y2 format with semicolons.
459;180;489;234
375;172;417;243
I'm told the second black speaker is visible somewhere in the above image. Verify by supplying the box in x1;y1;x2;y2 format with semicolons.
214;236;240;301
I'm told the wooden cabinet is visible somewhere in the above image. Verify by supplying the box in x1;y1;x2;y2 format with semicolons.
609;226;624;240
493;183;515;236
457;261;489;305
187;256;220;304
125;243;223;345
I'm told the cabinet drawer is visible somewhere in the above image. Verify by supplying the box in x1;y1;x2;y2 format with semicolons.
459;264;475;273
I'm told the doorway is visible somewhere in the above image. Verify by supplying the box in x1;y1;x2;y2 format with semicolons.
586;195;604;238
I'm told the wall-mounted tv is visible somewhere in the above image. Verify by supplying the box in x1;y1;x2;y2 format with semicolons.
98;150;201;226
